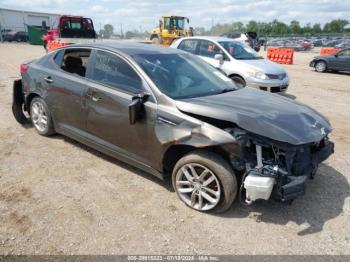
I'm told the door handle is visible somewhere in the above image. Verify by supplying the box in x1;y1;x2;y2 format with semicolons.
86;90;101;102
91;96;101;102
44;76;53;83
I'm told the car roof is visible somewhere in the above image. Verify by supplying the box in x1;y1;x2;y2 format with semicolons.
65;41;186;56
177;36;242;43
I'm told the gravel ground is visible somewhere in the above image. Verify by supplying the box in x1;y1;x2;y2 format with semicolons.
0;42;349;255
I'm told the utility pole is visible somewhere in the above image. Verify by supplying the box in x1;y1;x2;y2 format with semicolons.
120;23;123;38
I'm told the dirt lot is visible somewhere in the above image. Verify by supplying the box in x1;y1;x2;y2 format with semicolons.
0;42;349;255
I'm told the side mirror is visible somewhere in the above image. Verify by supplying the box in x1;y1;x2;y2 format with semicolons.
128;92;149;125
214;54;224;64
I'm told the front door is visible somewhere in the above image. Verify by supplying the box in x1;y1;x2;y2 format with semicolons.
84;49;159;167
197;40;228;68
335;49;350;70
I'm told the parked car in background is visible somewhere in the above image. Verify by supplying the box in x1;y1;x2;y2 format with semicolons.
12;42;333;212
11;31;28;42
221;32;261;52
171;36;289;92
1;30;28;42
310;49;350;73
267;38;313;51
1;29;16;41
334;42;350;49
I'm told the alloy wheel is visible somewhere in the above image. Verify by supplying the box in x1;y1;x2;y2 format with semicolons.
31;101;48;133
175;163;221;211
315;61;326;72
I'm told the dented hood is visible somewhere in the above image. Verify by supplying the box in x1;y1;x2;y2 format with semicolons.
175;88;332;145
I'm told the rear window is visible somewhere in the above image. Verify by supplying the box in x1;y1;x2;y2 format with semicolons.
54;48;92;77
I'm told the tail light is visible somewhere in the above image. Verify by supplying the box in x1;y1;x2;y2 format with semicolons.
20;64;29;74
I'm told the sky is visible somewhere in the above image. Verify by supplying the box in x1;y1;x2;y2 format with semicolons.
0;0;349;32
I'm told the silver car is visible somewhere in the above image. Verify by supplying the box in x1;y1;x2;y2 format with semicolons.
171;36;289;93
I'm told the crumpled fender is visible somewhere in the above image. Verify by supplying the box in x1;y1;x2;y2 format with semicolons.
155;105;236;149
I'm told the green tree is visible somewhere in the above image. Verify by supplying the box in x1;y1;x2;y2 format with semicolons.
232;22;245;32
246;20;258;32
104;24;114;35
271;20;290;36
290;20;301;35
312;23;322;34
257;22;272;36
303;23;312;35
324;19;349;33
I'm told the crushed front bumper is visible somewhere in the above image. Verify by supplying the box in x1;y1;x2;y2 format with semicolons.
275;140;334;202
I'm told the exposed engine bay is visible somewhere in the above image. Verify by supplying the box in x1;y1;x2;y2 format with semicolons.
225;128;334;204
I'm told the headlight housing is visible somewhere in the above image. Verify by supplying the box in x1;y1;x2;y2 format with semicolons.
247;70;269;80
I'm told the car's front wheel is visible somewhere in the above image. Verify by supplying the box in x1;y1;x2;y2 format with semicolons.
30;97;55;136
315;61;327;72
172;151;237;213
230;75;246;88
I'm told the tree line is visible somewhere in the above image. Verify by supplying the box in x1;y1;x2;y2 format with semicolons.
100;19;349;39
194;19;350;37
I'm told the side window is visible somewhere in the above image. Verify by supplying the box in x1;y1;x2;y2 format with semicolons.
53;50;64;66
59;48;92;77
89;50;142;93
198;40;226;59
178;40;198;54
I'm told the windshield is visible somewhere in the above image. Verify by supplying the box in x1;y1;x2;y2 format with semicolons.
219;41;263;60
175;18;185;30
132;53;237;99
164;17;185;30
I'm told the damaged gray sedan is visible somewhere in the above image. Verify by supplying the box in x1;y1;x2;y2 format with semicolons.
12;42;334;212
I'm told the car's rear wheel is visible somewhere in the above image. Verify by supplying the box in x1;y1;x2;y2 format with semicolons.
172;151;237;213
230;75;246;88
151;37;160;45
30;97;55;136
315;61;327;72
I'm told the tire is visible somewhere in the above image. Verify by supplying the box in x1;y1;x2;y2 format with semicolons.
151;37;160;45
230;75;246;88
172;150;237;213
30;97;55;136
315;61;327;73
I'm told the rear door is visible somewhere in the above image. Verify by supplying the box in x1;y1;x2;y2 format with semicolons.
40;48;92;133
84;49;159;166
